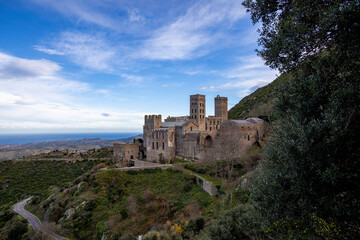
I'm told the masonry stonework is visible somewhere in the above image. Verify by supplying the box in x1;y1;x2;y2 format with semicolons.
140;94;265;163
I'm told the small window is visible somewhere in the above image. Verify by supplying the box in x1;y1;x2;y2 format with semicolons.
195;115;197;119
162;132;165;139
156;142;159;149
210;127;212;131
190;126;192;131
152;132;155;138
156;132;158;139
162;142;165;150
248;135;250;141
152;142;154;149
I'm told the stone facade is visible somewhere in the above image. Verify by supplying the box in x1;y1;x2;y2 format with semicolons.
113;142;141;164
143;94;265;163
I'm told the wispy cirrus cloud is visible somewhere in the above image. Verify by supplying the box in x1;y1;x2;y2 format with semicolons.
138;0;247;60
201;55;278;96
29;0;119;30
35;32;116;71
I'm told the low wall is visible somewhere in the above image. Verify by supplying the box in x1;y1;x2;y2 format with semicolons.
133;159;160;167
107;164;171;172
195;176;218;196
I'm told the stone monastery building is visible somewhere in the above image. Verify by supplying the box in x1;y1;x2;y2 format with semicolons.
141;94;264;163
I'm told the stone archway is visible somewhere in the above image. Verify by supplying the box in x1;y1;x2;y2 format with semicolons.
204;135;213;148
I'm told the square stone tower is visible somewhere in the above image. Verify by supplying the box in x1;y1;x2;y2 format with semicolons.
190;94;206;131
215;95;228;121
143;115;162;148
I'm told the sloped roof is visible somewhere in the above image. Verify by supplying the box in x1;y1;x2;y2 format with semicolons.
230;120;254;124
247;117;264;121
161;121;186;128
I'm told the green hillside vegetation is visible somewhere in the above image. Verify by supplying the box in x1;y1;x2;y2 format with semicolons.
0;160;106;208
228;72;291;120
0;149;112;240
26;167;218;240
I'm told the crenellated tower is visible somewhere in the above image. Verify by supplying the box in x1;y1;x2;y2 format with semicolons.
143;115;162;148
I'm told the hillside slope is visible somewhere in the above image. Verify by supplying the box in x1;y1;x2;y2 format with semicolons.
228;72;291;120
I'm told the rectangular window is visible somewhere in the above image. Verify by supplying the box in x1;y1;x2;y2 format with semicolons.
152;142;154;149
156;142;159;149
156;132;158;139
162;132;165;139
162;142;165;150
152;132;154;138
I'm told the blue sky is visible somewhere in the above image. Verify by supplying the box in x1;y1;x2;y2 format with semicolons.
0;0;278;134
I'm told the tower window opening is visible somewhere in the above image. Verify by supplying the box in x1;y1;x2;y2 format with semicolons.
156;142;159;149
162;142;165;150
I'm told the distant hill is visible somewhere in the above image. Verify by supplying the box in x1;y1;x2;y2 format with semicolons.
228;73;291;120
0;134;142;161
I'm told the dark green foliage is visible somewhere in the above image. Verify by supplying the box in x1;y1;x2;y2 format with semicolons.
6;218;28;240
209;205;260;240
185;217;205;235
243;0;360;73
242;0;360;238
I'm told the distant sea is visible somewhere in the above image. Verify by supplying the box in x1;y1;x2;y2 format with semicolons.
0;133;140;146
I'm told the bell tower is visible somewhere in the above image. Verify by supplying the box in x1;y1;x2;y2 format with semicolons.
190;94;206;131
215;95;228;121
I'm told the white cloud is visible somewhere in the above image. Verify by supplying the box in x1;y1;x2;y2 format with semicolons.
128;8;145;22
29;0;119;30
201;55;278;96
0;52;144;132
35;32;116;71
138;0;246;60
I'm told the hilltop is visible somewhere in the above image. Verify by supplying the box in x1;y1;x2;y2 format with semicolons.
0;134;142;161
228;72;291;120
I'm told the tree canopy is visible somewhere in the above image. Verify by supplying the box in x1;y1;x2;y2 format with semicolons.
215;0;360;238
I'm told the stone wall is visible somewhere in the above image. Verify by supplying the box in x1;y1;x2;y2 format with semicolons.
113;143;140;163
195;175;218;196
